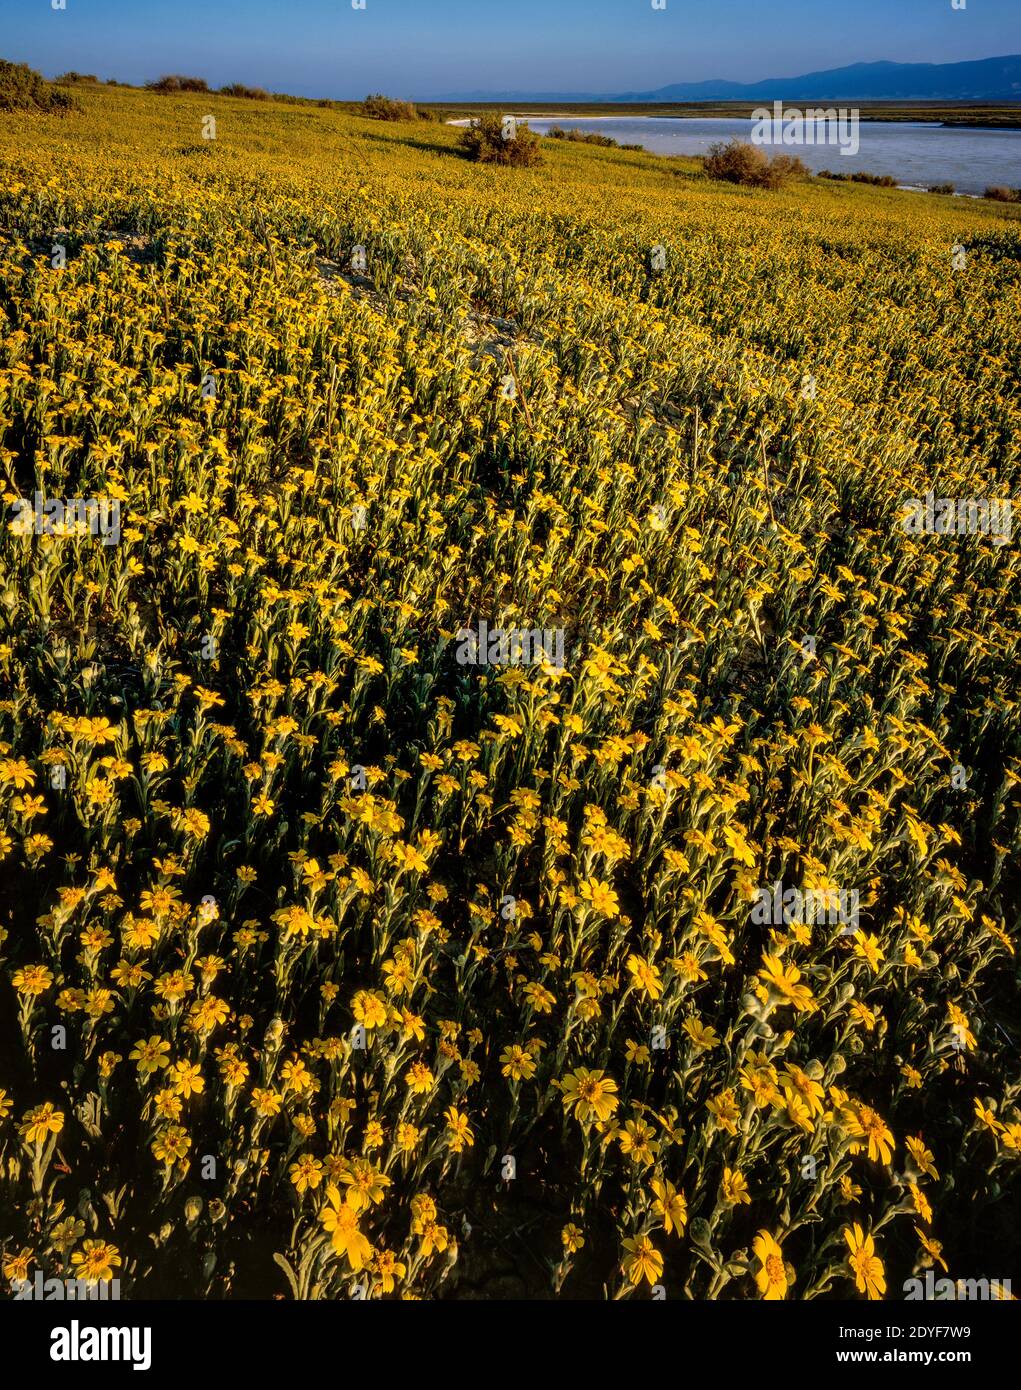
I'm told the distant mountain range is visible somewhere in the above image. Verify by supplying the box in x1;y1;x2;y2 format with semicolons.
435;54;1021;104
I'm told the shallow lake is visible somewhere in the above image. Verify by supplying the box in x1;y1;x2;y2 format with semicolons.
518;116;1021;195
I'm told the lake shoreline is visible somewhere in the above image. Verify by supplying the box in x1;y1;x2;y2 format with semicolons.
444;106;1021;130
449;114;1021;132
446;114;1020;196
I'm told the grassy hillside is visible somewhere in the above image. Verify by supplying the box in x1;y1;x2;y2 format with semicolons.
0;84;1019;1301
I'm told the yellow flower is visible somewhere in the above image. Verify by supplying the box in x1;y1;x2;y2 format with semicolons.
289;1155;325;1194
844;1224;885;1299
973;1098;1001;1134
280;1058;313;1093
706;1088;740;1135
320;1186;373;1271
842;1102;896;1165
404;1061;435;1094
352;990;388;1029
753;1230;788;1300
444;1106;475;1153
721;1166;751;1205
915;1226;948;1273
618;1119;658;1165
3;1248;34;1282
758;953;815;1012
500;1044;537;1081
0;758;35;790
905;1135;939;1180
626;954;663;1000
909;1183;932;1224
947;1002;976;1052
19;1102;64;1144
682;1018;718;1050
11;964;53;995
396;1123;422;1153
70;1240;122;1283
339;1158;391;1211
650;1176;687;1235
151;1125;191;1164
561;1223;585;1254
130;1035;172;1075
853;933;884;970
372;1248;406;1294
558;1067;619;1125
250;1088;283;1117
621;1234;663;1286
578;878;620;918
418;1221;449;1258
170;1060;204;1098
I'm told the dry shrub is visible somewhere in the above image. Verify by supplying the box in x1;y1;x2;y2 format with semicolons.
459;114;543;168
0;58;75;113
219;83;270;100
704;138;808;189
146;75;210;93
360;93;419;121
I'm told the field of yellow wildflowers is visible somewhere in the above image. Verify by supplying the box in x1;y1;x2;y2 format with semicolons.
0;85;1019;1301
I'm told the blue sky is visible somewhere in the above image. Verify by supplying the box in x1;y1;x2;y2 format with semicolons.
6;0;1020;98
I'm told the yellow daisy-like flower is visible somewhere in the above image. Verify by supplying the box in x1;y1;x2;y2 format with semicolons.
753;1230;788;1300
289;1154;325;1194
626;954;663;1000
578;877;620;918
70;1240;122;1283
649;1176;687;1235
130;1035;172;1076
372;1248;406;1294
558;1067;619;1125
842;1102;896;1166
444;1106;475;1153
404;1061;435;1094
758;953;816;1012
621;1234;663;1286
19;1102;64;1144
320;1185;373;1271
3;1247;34;1282
721;1166;751;1205
844;1224;885;1299
11;964;53;996
500;1044;537;1081
169;1060;204;1098
561;1223;585;1254
352;990;388;1029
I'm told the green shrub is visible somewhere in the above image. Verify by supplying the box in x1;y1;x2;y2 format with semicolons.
218;83;269;100
54;71;98;85
819;169;897;188
146;75;210;93
0;58;75;113
704;139;807;189
929;183;955;195
984;185;1021;203
459;113;543;167
546;125;618;148
359;93;419;121
851;171;897;187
